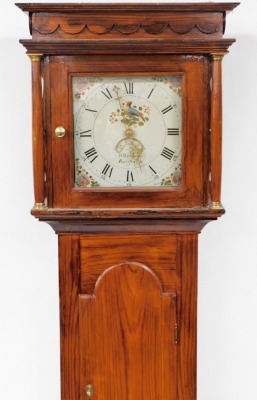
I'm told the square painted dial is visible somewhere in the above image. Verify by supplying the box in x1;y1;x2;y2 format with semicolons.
73;76;182;188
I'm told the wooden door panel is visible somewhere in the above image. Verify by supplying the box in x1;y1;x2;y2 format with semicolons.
79;262;177;400
80;234;178;294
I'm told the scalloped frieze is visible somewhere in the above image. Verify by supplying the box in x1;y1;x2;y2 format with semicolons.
31;12;223;38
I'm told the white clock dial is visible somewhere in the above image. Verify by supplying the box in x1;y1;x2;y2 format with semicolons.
73;76;182;188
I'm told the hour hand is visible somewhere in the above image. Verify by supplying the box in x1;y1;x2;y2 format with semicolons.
130;140;144;169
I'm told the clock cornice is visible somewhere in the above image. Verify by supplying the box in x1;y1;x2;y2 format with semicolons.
17;2;239;41
16;3;240;13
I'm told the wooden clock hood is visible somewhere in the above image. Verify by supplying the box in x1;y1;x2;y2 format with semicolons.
17;2;239;226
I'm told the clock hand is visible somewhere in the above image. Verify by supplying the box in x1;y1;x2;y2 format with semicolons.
123;128;144;169
112;85;145;168
115;137;144;154
115;137;144;172
130;141;144;171
113;85;145;128
112;85;123;112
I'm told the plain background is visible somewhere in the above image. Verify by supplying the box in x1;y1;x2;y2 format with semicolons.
0;1;256;399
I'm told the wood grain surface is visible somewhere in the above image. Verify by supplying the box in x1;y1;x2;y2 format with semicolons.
57;231;199;399
79;262;178;400
80;234;178;294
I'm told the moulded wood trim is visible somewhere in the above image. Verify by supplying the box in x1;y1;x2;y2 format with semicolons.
30;12;223;37
37;219;214;234
16;3;240;13
29;209;224;234
19;38;236;55
31;206;225;220
31;19;223;36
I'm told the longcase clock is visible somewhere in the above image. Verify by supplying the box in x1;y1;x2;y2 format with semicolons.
17;3;239;400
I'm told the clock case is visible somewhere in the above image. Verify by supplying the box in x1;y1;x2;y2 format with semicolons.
17;3;238;400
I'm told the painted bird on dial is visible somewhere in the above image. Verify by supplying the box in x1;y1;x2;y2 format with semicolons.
123;101;145;122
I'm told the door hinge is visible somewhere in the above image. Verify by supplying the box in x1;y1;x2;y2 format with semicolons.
174;323;178;345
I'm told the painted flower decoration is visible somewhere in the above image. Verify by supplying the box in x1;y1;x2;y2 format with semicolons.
75;159;100;187
161;165;182;187
73;77;103;100
152;76;182;97
109;103;150;128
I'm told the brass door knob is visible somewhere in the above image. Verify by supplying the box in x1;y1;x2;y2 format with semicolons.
85;384;94;397
55;126;66;138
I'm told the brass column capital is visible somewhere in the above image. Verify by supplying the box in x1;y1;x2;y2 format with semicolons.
211;53;225;62
27;53;43;62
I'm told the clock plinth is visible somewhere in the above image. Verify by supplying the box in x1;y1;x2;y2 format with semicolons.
17;3;239;399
